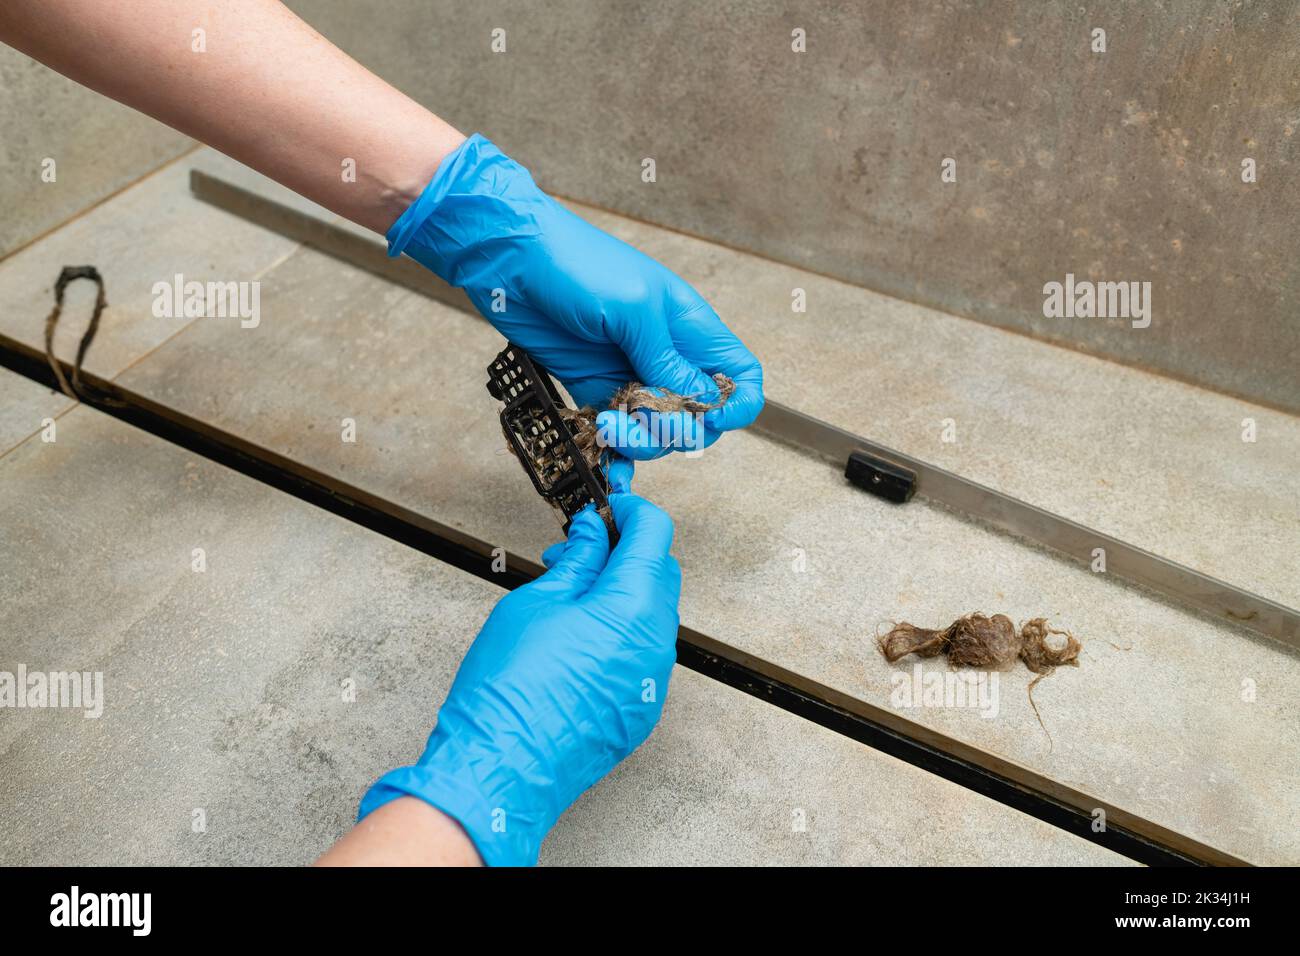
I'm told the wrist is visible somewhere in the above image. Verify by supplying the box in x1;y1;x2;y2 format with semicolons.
358;726;555;867
319;797;483;866
384;133;547;287
373;128;468;234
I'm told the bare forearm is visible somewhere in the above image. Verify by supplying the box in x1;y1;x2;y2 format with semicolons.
316;797;483;867
0;0;465;233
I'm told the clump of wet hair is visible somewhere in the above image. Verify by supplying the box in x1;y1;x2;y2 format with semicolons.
564;374;736;471
878;613;1081;748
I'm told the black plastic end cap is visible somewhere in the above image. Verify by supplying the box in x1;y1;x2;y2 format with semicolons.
845;450;916;504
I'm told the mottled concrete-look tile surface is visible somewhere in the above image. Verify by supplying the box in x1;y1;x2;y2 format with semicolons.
0;49;192;258
0;368;70;456
544;667;1132;867
115;244;1300;864
0;405;1126;865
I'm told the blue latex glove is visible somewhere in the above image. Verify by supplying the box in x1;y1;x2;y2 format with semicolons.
387;134;764;460
357;493;681;866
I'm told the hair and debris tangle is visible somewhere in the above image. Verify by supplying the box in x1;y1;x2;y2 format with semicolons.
564;373;736;473
878;613;1082;749
502;372;735;532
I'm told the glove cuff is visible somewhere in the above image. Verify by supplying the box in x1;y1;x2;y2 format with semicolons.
358;761;545;867
384;133;547;289
385;133;482;268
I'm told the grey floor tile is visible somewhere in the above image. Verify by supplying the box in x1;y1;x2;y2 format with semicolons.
113;244;1300;864
0;368;71;456
0;160;301;380
0;404;1125;865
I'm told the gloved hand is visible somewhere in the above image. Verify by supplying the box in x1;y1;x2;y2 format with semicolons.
357;493;681;866
387;134;764;460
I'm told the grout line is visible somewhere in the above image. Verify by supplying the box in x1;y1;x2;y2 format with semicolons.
107;239;305;385
0;143;203;267
1;195;306;462
0;391;79;463
21;165;305;393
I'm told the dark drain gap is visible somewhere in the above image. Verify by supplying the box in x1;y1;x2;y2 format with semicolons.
0;339;1208;866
